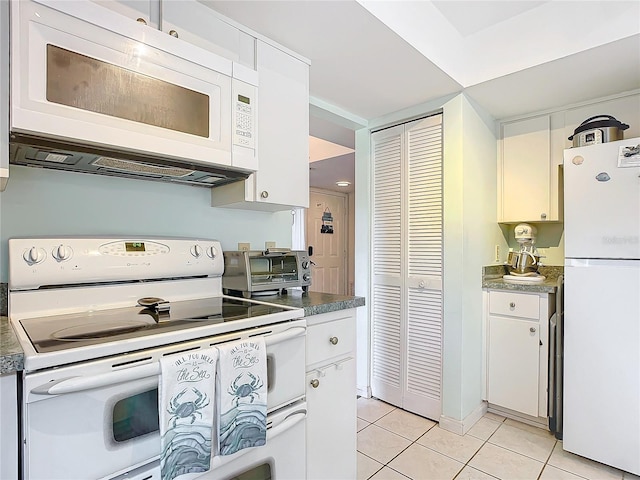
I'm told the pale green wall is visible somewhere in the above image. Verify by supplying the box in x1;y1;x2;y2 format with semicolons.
0;166;293;282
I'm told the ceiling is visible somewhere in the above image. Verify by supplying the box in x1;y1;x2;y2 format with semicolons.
204;0;640;193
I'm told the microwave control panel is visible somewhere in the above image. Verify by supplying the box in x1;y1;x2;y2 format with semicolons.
232;79;256;150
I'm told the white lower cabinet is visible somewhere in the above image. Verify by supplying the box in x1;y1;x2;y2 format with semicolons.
305;309;356;480
0;373;18;480
484;290;554;420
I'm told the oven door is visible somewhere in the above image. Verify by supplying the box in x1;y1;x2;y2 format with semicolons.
11;0;241;169
107;402;307;480
22;321;305;480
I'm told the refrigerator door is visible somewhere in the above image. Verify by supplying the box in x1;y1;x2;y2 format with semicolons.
564;138;640;260
563;258;640;475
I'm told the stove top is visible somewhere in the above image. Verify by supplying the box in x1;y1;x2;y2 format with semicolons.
20;297;292;353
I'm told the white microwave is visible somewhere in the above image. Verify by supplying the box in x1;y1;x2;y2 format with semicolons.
10;0;259;185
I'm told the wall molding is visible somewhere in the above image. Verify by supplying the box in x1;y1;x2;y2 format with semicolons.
439;401;488;436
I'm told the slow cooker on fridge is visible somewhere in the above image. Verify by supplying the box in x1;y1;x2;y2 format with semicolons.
568;115;629;147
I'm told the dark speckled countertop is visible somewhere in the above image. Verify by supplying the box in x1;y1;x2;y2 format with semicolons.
482;265;563;294
0;292;364;374
1;317;24;374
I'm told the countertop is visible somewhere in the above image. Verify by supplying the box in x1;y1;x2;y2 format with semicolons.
0;316;24;375
0;292;364;374
482;264;563;294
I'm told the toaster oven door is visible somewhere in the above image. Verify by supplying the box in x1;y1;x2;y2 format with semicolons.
249;254;300;286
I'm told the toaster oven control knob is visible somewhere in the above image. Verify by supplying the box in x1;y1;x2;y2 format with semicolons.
303;273;310;281
52;245;72;262
302;260;310;269
23;247;46;265
190;245;203;258
206;246;218;259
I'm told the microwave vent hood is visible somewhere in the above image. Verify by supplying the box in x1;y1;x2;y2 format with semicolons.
9;134;250;188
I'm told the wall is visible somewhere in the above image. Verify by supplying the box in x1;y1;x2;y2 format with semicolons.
0;166;294;282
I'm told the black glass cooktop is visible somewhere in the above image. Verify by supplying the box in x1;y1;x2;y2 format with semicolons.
20;297;290;353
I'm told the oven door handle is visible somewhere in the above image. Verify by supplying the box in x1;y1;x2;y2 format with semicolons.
31;363;160;395
264;326;306;345
33;327;305;395
268;409;306;440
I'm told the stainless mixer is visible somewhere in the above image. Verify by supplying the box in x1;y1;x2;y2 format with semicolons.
506;223;542;276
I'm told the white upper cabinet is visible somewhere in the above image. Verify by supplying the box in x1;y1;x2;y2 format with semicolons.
498;115;558;223
212;40;310;211
1;0;8;191
92;0;255;68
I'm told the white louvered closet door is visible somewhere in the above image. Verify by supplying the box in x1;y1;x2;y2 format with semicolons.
371;115;443;421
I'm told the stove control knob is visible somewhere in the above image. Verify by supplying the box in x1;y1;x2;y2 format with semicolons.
52;244;72;262
23;247;46;265
206;246;218;259
190;245;203;258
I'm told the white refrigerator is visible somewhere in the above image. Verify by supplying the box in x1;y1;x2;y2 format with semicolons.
563;137;640;475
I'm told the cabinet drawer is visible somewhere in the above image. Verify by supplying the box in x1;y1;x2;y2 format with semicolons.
306;316;355;366
489;291;539;319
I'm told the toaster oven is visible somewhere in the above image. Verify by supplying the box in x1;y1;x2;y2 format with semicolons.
222;249;312;297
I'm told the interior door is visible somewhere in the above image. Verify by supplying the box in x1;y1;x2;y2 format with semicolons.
370;115;443;420
306;189;348;294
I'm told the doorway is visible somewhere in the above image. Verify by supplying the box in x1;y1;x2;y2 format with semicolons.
306;188;349;295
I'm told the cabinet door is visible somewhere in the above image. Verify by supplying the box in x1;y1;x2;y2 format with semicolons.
254;40;309;208
90;0;158;28
500;115;552;222
487;315;540;416
306;358;356;480
161;0;254;67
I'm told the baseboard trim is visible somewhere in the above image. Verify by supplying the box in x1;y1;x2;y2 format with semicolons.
439;402;488;435
357;385;371;398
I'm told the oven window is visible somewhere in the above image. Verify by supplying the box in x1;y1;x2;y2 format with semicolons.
112;389;159;442
229;462;272;480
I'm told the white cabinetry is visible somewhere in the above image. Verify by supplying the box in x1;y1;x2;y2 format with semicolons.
0;373;18;479
305;309;357;480
498;115;559;222
212;40;310;211
92;0;255;67
484;290;554;420
1;0;8;191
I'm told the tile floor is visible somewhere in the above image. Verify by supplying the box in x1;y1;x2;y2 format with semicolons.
357;398;639;480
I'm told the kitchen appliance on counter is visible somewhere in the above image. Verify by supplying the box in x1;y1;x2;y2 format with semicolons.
8;237;307;480
223;249;312;298
568;115;629;147
563;138;640;475
503;223;546;284
10;0;258;188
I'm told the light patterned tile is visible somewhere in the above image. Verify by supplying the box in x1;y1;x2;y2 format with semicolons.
548;443;623;480
369;467;411;480
375;408;436;441
504;418;556;438
469;442;544;480
357;424;412;465
467;417;502;441
483;412;506;423
389;443;464;480
358;417;371;432
357;397;396;423
358;452;383;480
488;423;556;462
539;465;588;480
454;466;499;480
417;425;484;463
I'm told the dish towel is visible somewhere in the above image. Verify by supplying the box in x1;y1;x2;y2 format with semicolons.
159;348;218;480
216;338;268;456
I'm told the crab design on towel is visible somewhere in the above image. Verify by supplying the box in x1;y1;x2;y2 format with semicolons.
228;372;263;406
167;387;210;427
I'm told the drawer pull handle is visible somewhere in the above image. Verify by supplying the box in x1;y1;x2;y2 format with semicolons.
329;336;339;345
169;29;179;38
310;379;320;388
530;327;537;333
509;302;516;308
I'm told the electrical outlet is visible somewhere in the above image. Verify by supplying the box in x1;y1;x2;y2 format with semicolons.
238;242;250;251
265;241;276;249
494;245;501;263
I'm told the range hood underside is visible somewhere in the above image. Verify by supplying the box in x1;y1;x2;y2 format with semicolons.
9;133;251;188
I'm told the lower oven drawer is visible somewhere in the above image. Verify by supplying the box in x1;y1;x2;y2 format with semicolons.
22;320;306;480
